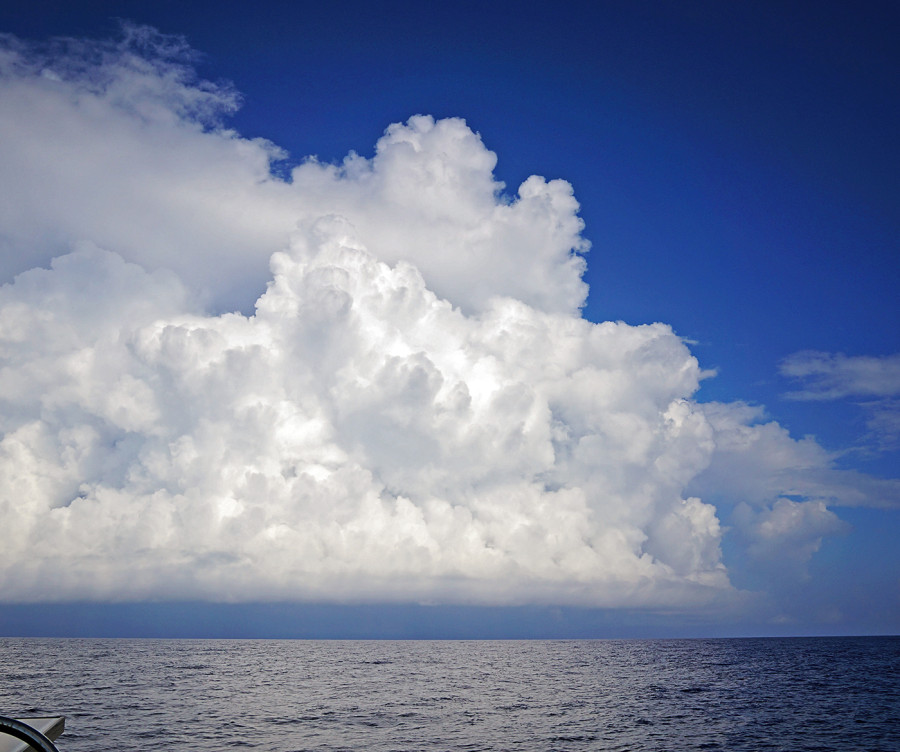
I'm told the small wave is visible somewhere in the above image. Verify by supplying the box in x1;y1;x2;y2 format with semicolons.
550;734;598;742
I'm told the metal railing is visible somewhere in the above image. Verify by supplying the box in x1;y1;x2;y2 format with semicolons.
0;717;61;752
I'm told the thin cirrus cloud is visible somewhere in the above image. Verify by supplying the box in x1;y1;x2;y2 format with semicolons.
780;351;900;401
0;27;895;613
780;351;900;452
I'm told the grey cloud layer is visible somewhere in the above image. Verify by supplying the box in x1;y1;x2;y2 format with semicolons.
0;29;892;611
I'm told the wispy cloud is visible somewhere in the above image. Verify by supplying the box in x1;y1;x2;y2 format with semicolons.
860;399;900;452
780;351;900;401
780;351;900;452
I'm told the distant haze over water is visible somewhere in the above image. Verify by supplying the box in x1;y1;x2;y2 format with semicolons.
1;637;898;751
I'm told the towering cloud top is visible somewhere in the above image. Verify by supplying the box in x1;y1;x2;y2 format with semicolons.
0;28;891;615
0;28;587;316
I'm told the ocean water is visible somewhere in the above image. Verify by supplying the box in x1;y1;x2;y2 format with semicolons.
1;637;898;751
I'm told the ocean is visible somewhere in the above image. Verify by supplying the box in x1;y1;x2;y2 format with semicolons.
1;637;898;751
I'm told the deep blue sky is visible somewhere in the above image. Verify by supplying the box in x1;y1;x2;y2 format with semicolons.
0;0;897;637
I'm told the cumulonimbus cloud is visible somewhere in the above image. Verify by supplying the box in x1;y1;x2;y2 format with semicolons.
0;27;894;610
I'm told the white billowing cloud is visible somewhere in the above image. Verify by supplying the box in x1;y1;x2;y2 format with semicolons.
0;27;891;610
689;402;900;510
286;117;589;315
0;27;586;317
687;401;896;579
732;498;848;572
0;236;727;605
0;26;290;312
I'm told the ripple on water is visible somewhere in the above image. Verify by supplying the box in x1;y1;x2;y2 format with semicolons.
0;637;898;752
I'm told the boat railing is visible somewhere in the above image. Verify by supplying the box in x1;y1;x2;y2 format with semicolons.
0;716;64;752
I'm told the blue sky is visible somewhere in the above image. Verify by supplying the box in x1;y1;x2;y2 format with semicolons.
0;1;897;638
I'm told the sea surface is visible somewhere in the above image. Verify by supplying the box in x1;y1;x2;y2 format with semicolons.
1;637;898;751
